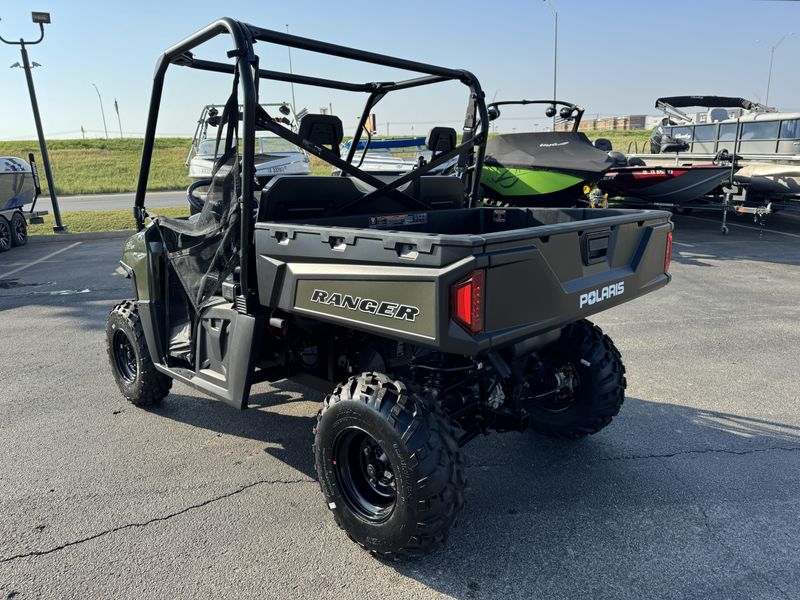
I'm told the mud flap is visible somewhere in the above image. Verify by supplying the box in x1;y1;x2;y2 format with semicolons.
193;302;261;409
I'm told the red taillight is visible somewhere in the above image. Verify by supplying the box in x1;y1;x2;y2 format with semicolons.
665;231;673;272
451;269;484;334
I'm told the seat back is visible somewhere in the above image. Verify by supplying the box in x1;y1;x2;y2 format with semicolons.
298;114;344;152
426;126;458;158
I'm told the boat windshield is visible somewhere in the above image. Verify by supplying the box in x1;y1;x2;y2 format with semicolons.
197;136;301;157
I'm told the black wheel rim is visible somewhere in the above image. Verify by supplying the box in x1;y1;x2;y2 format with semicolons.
333;428;397;523
12;217;26;244
0;222;10;251
113;329;138;383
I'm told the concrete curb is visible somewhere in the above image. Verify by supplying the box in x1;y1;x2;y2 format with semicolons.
28;230;134;244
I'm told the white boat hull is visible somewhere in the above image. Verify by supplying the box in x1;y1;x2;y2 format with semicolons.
1;157;36;210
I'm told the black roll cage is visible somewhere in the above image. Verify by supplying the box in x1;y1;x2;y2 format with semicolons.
134;18;489;307
488;99;585;132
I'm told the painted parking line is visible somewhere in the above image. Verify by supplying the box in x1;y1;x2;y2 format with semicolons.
0;241;83;279
684;216;800;240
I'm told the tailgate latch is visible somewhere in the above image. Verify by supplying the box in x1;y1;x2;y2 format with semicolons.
581;231;610;266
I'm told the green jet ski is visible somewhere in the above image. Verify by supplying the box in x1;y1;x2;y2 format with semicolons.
482;100;616;207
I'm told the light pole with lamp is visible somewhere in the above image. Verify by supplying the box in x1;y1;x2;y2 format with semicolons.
286;24;297;117
543;0;558;130
1;11;66;232
92;83;109;139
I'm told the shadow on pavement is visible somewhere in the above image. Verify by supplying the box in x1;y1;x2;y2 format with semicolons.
154;379;321;479
152;385;800;598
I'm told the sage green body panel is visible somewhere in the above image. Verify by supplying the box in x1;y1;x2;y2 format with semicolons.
294;278;437;339
120;229;151;301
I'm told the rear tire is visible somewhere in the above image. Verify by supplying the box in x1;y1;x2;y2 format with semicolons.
106;300;171;406
0;217;11;252
10;212;27;246
527;320;626;438
314;372;465;560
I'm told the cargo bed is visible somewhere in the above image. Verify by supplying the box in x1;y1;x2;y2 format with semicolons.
254;207;673;355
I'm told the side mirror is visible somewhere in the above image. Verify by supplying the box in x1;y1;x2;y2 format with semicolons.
488;106;500;121
545;105;557;118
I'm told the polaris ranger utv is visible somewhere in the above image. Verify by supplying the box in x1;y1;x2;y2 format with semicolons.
106;18;673;559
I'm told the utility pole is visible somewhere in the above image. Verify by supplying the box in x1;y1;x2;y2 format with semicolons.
286;24;297;116
114;97;123;138
92;83;108;139
1;12;66;233
543;0;558;129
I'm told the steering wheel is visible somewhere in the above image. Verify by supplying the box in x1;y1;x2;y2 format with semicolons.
187;178;213;215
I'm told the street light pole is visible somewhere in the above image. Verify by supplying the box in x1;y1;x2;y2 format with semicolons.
765;33;792;107
1;12;66;233
543;0;558;129
286;24;297;117
92;83;109;139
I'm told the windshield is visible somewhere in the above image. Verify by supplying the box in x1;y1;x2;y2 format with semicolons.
197;136;301;157
258;137;301;153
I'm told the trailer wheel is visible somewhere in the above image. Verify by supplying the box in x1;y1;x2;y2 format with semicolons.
10;212;28;246
106;300;172;406
0;217;10;252
526;319;626;438
314;372;465;560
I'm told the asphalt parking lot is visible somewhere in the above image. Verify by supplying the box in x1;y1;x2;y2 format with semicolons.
1;212;799;599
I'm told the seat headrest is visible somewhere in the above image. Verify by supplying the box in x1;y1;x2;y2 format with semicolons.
298;114;344;148
593;138;613;152
426;127;457;155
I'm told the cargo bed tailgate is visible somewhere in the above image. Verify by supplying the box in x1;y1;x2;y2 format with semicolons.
481;213;672;347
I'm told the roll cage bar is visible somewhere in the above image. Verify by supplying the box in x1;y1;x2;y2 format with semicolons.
487;99;585;132
135;18;488;308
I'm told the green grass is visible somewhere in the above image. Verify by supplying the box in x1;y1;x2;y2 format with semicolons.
582;130;651;153
0;138;191;196
2;130;654;199
28;206;190;235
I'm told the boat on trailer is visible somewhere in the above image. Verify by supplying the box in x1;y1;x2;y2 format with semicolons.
336;136;457;180
0;156;36;211
187;103;311;186
0;154;48;251
481;100;616;207
630;96;800;211
599;164;731;207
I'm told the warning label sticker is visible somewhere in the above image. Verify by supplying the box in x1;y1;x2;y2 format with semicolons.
368;213;428;229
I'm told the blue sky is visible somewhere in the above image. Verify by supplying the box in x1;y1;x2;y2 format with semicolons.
0;0;797;139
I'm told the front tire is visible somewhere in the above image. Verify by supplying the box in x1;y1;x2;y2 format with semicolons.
314;372;465;560
526;320;626;438
106;300;172;406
